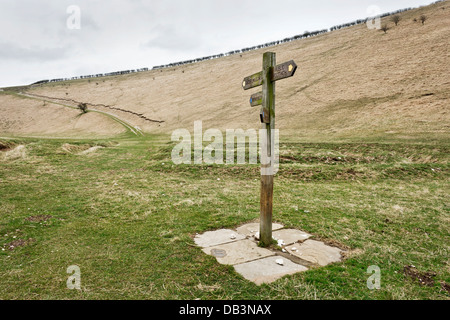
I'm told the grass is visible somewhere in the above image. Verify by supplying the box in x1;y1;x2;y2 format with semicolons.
0;135;448;300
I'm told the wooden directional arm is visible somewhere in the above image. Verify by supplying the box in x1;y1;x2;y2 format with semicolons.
242;60;297;90
250;92;263;107
243;72;263;90
272;60;297;82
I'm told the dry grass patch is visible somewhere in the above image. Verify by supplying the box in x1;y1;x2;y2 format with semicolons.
0;145;27;161
77;146;104;155
61;143;90;154
60;143;106;155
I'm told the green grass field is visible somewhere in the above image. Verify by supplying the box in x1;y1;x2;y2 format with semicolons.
0;133;448;300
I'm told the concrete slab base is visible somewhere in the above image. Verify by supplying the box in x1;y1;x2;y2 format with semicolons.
195;222;345;285
273;229;312;245
234;256;308;285
194;229;246;248
286;240;343;266
202;239;274;265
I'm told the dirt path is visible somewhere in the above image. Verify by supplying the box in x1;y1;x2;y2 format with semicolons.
17;93;144;136
20;92;164;124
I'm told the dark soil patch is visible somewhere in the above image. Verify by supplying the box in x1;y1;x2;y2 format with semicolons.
281;155;364;164
25;215;53;223
403;265;436;287
0;142;13;152
5;238;36;251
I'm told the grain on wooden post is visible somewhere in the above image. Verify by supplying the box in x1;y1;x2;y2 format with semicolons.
260;52;276;247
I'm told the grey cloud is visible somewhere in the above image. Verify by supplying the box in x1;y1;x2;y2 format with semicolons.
144;24;202;51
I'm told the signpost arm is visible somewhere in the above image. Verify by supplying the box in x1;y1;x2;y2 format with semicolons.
260;52;276;247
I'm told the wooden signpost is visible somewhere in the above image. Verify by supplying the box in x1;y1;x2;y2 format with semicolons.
242;52;298;247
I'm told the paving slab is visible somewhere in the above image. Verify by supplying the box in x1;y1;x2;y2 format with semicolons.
272;229;312;245
233;256;308;285
194;229;246;248
202;239;274;265
236;222;284;237
286;240;343;266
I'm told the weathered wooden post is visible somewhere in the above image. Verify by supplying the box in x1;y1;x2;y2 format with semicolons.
260;52;276;247
243;52;297;247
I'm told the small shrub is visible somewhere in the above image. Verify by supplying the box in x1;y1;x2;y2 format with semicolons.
420;14;427;25
381;24;389;34
391;15;401;26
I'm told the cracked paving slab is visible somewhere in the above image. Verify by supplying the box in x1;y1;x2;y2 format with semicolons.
202;239;275;265
194;229;246;248
195;223;345;285
272;229;312;245
286;240;343;266
234;256;308;285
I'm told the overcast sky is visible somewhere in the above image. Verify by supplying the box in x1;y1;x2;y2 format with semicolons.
0;0;436;87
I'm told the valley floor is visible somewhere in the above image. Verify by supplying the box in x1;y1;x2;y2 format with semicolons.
0;135;448;299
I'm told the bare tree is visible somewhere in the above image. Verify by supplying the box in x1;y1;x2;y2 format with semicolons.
420;14;427;24
381;24;389;34
391;15;401;26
